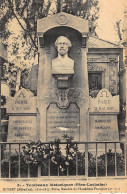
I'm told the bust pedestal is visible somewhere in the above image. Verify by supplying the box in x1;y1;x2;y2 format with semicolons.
52;57;74;89
52;71;74;89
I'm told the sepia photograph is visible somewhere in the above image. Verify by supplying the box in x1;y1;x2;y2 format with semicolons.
0;0;127;192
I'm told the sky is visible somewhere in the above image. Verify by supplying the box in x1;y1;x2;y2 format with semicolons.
96;0;127;43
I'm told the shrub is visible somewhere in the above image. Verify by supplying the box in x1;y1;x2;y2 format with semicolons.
1;136;125;177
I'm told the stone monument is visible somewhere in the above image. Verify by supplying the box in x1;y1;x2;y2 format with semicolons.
37;12;89;142
6;12;120;145
6;88;37;143
89;88;119;142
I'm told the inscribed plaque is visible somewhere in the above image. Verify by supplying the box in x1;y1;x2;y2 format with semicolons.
47;103;80;141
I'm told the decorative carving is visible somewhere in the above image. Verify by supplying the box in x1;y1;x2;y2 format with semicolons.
67;88;89;108
109;61;117;94
89;89;99;98
99;90;109;97
88;63;105;71
56;90;69;108
109;58;117;67
57;14;68;25
42;88;89;109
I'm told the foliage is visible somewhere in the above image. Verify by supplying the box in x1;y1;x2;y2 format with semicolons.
0;0;99;60
1;95;6;106
119;101;126;119
60;0;99;22
22;141;51;165
1;135;124;178
3;62;31;91
3;63;18;88
97;149;125;176
1;96;8;120
0;0;100;91
0;0;50;57
89;88;99;98
118;100;126;133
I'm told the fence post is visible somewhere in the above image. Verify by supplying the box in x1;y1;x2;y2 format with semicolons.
9;144;11;178
18;144;20;178
0;144;1;178
96;143;98;177
38;165;41;178
85;143;88;177
114;143;117;176
105;143;107;177
66;143;69;176
28;163;30;178
48;144;50;176
124;142;127;176
57;166;59;176
76;144;78;176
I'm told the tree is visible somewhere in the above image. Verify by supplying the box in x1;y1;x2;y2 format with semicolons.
0;0;52;60
58;0;99;22
0;0;99;60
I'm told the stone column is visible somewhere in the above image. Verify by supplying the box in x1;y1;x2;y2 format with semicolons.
81;47;89;92
37;43;51;141
80;47;89;141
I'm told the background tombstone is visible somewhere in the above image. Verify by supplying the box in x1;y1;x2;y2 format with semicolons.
89;88;120;152
6;88;37;143
89;88;119;142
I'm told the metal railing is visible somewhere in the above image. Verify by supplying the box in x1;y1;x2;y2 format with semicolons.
0;141;126;178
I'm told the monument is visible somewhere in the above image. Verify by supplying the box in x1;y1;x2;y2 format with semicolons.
36;12;89;142
89;88;119;142
6;12;121;145
6;88;37;143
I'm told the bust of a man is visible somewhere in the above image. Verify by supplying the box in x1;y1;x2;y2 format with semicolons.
52;36;74;75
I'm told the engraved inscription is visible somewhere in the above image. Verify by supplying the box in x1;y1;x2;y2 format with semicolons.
47;103;80;141
7;116;36;143
89;115;119;142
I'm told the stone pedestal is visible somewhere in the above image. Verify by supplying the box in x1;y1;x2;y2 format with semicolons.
52;74;74;89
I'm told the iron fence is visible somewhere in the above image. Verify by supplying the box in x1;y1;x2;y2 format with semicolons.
0;141;126;178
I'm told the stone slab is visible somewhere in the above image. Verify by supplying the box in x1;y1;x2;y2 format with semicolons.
7;116;37;143
47;103;80;141
89;114;119;142
7;88;37;114
89;88;119;113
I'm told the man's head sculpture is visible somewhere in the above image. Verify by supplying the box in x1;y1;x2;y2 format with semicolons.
55;36;72;56
52;36;74;75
